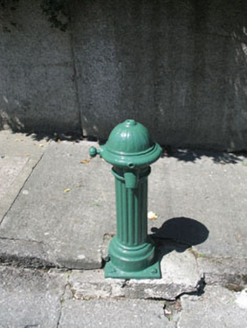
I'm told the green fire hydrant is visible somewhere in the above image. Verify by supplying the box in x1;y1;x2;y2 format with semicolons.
89;119;162;279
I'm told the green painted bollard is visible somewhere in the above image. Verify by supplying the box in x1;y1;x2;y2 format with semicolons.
90;119;162;279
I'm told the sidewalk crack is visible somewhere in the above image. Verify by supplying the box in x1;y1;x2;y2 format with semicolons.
56;274;70;328
0;152;46;226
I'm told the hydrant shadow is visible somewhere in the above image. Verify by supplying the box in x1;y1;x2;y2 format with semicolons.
150;217;209;258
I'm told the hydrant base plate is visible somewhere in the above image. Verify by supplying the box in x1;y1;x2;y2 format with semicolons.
105;259;161;280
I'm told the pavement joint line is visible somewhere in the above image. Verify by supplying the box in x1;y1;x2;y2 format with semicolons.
0;263;242;303
0;237;58;269
0;235;246;289
1;238;246;288
56;277;70;328
0;236;45;245
0;151;46;226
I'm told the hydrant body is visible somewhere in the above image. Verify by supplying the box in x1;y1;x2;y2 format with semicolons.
90;119;162;279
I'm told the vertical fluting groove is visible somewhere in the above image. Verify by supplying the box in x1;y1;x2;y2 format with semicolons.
127;188;132;245
132;189;135;245
123;181;128;244
141;180;145;244
144;178;148;241
142;178;148;243
120;180;124;243
121;181;125;243
116;178;121;241
128;189;132;245
138;182;143;244
134;189;139;246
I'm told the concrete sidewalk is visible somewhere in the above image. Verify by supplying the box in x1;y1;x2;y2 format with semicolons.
0;131;247;327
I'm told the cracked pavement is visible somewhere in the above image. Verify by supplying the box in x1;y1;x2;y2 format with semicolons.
0;131;247;327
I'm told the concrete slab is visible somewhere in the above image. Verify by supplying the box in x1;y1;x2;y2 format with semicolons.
0;130;49;223
148;150;247;288
68;245;201;300
197;257;247;289
179;286;247;328
59;298;174;328
0;156;28;199
0;140;246;285
1;136;247;327
0;266;245;328
0;141;115;269
0;266;66;328
0;238;56;268
0;130;48;158
148;151;247;260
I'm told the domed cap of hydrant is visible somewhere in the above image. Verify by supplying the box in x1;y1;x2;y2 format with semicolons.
90;119;162;169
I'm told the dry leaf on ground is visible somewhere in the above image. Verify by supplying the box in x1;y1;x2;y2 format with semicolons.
80;159;90;164
148;211;158;220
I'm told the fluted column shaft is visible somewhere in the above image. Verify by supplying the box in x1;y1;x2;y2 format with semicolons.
112;167;150;247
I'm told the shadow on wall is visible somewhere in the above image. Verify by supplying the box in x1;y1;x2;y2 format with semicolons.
0;113;82;142
0;105;82;142
0;110;83;142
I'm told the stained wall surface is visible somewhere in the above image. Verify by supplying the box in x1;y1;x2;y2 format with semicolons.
1;0;247;150
0;0;80;134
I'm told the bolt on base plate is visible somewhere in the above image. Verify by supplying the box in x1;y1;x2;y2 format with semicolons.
105;259;161;279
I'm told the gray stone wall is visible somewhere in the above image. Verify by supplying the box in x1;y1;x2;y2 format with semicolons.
0;0;81;134
1;0;247;150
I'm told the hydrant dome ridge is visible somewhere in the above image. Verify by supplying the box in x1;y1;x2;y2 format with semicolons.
100;119;162;167
106;119;153;154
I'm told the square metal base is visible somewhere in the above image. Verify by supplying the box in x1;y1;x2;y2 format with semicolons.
105;260;161;279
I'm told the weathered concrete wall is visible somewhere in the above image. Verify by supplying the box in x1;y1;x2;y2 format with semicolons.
74;0;247;150
1;0;247;150
0;0;80;134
